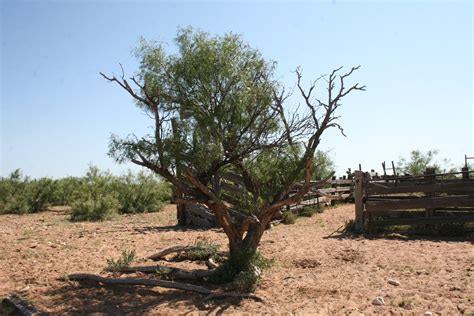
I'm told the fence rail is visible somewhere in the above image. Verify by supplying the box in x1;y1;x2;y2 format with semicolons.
354;169;474;232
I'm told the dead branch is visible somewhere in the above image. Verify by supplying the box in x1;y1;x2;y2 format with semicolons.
65;273;263;302
117;265;216;280
204;291;264;302
66;273;212;294
206;258;219;269
2;293;41;316
147;245;199;261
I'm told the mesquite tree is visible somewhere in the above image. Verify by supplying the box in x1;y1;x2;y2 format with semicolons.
103;28;364;276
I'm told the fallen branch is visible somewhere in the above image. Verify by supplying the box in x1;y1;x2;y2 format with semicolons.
2;293;41;316
206;258;219;269
204;291;264;302
66;273;211;294
65;273;263;302
148;246;199;261
118;265;216;280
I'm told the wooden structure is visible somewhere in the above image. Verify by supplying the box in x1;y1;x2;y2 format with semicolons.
286;179;353;212
354;169;474;232
179;174;354;228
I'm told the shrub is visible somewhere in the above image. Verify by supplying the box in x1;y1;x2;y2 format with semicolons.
70;195;119;221
25;178;56;213
282;211;296;224
177;239;220;261
105;250;136;272
0;170;54;214
115;171;172;214
51;177;82;206
299;206;318;217
211;246;272;291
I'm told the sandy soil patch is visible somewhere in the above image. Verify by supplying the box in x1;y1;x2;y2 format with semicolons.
1;204;472;314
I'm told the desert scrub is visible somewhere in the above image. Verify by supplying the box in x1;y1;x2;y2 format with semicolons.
177;239;220;261
70;195;119;221
211;246;273;292
114;171;172;214
0;170;56;214
299;206;320;217
105;250;136;272
282;211;296;224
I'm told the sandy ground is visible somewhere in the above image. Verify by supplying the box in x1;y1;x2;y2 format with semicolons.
0;204;473;315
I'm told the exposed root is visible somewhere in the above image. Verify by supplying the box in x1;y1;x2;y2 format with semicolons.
64;273;264;302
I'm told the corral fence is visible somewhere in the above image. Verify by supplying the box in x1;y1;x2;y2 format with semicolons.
178;173;354;228
286;179;353;212
353;168;474;232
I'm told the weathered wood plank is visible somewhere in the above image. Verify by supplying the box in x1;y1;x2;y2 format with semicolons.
365;195;474;212
371;215;474;227
366;181;474;195
354;171;365;232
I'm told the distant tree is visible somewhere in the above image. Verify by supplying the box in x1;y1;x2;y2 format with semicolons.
103;28;364;281
397;149;457;175
312;150;335;180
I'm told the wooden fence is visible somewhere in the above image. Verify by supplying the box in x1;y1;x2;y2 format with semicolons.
287;179;353;211
180;174;354;227
354;169;474;232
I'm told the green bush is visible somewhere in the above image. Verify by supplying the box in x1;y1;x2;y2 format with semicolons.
25;178;57;213
0;166;171;219
211;246;272;291
70;195;119;221
115;171;172;214
105;250;136;272
0;170;55;214
177;239;220;261
51;176;82;206
282;211;296;224
299;206;319;217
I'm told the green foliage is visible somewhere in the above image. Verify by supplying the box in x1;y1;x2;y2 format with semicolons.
212;246;272;292
177;239;220;261
281;211;296;224
397;149;457;176
312;150;336;180
105;250;136;272
0;170;55;214
0;166;171;218
70;166;119;221
110;28;278;178
299;206;319;217
115;171;172;214
233;270;259;292
50;176;82;206
70;195;119;221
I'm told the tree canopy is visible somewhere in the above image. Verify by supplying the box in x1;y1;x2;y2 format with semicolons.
396;149;456;175
103;28;364;278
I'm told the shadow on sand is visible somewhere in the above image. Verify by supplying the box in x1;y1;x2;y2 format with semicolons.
40;281;244;315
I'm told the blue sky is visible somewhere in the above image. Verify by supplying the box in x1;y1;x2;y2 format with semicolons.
1;0;472;178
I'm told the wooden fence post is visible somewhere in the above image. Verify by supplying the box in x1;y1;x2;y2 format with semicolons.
424;167;436;217
354;170;365;232
461;167;470;180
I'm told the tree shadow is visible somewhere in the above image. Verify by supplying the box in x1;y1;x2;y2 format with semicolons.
40;281;243;314
131;224;221;235
324;226;474;244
